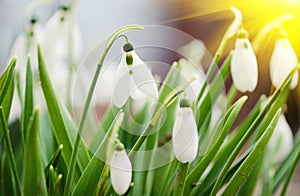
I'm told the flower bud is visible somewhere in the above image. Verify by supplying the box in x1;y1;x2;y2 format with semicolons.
110;146;132;195
172;106;198;163
231;31;258;92
270;38;298;89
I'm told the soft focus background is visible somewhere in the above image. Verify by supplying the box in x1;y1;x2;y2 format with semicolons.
1;0;299;195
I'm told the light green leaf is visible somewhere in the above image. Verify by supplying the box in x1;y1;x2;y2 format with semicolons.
37;45;90;180
184;96;247;195
221;109;281;195
0;57;16;123
23;108;47;195
21;57;34;144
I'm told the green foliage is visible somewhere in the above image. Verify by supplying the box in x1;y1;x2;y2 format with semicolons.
0;16;299;196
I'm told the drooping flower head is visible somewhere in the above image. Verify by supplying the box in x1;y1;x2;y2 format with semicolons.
172;98;198;163
270;32;298;89
110;141;132;195
112;42;158;107
231;29;258;92
42;5;82;68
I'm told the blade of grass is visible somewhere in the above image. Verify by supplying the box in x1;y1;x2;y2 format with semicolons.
0;57;16;121
208;65;299;196
272;131;300;193
197;97;263;195
0;107;21;195
21;57;34;150
72;111;124;195
221;109;281;195
38;45;90;180
280;140;300;196
184;96;247;195
23;108;47;195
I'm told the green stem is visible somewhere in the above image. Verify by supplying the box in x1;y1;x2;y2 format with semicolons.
63;24;143;196
0;107;22;196
53;174;62;196
173;162;190;196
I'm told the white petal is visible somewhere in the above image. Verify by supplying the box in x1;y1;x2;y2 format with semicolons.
179;39;206;64
178;58;205;100
110;150;132;195
129;75;147;100
268;114;293;163
270;38;298;89
112;56;130;107
172;107;198;163
131;52;158;100
231;38;258;92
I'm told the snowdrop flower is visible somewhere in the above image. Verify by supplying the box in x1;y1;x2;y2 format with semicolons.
110;142;132;195
172;99;198;163
9;19;44;122
270;37;298;89
179;39;206;65
112;43;158;108
42;6;82;69
9;18;44;80
231;29;258;92
268;114;293;163
179;40;206;100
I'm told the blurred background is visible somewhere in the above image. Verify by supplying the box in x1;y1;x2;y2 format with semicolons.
1;0;300;194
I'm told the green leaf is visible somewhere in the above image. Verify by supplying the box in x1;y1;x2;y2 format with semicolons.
0;107;21;195
272;130;300;192
198;96;263;195
208;65;298;196
0;57;16;122
71;113;122;195
221;109;281;195
184;96;247;195
23;108;47;195
21;57;34;145
237;152;264;196
44;144;63;188
1;148;16;196
37;45;90;180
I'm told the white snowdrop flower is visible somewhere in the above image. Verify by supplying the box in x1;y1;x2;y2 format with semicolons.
178;58;205;100
42;6;82;69
8;19;44;122
172;99;198;163
270;37;298;89
9;18;44;80
112;43;158;108
110;142;132;195
179;39;206;65
231;29;258;92
268;114;293;163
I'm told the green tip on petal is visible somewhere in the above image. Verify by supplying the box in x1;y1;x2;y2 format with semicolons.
30;17;38;24
115;141;125;151
278;28;288;38
237;29;248;39
126;52;133;66
180;98;191;108
60;5;70;11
